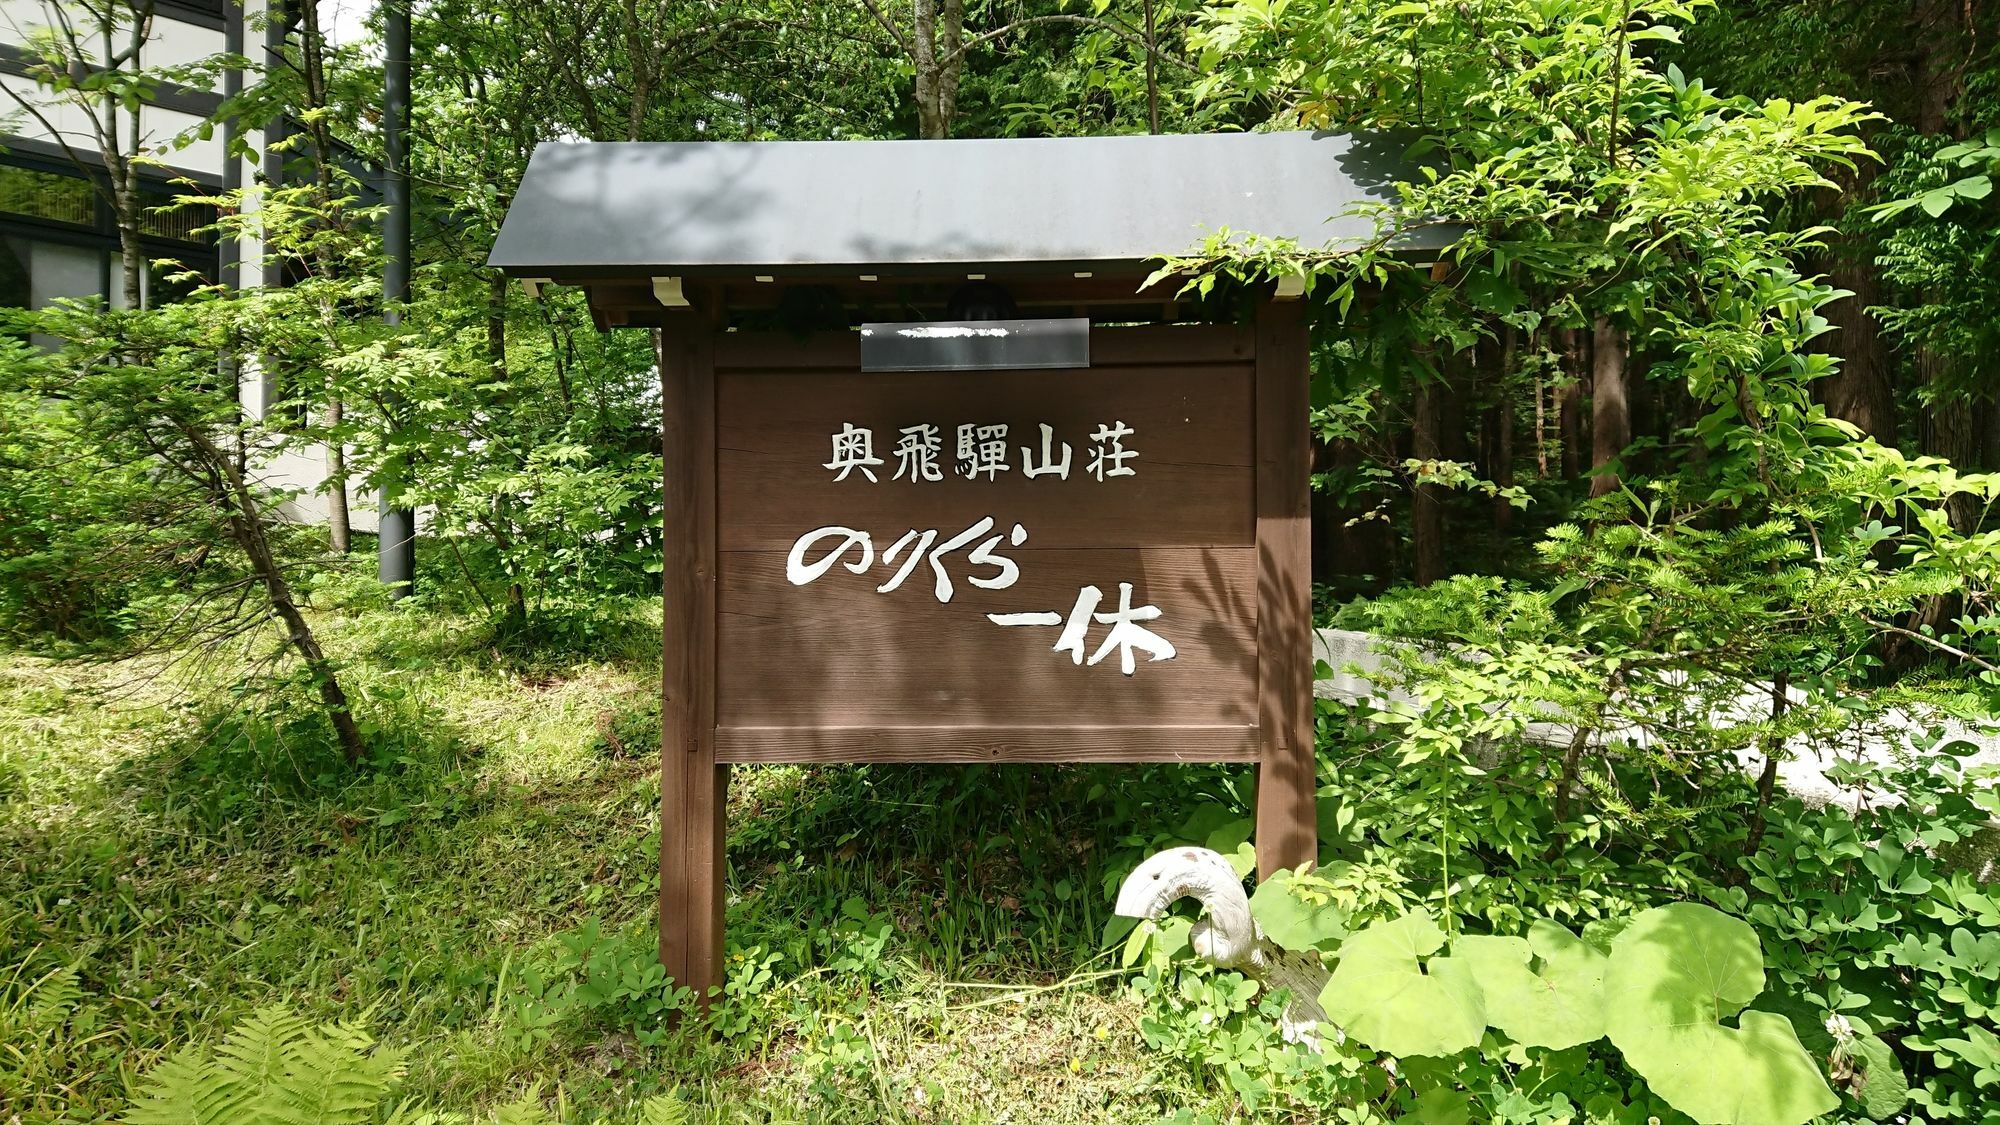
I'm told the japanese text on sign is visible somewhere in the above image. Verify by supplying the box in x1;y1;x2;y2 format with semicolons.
785;515;1178;677
823;421;1139;484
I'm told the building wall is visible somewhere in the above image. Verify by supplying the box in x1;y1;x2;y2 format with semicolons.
0;0;376;532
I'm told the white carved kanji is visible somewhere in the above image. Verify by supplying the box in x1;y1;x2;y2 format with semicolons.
824;423;884;482
956;423;1011;481
1020;423;1073;480
1086;420;1138;481
987;580;1177;675
892;423;944;482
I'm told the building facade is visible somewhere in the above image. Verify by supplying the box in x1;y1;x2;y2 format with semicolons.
0;0;370;529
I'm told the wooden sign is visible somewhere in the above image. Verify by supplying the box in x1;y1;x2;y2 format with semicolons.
659;304;1315;1004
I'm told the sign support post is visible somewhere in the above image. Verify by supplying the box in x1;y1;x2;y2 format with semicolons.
659;314;727;1004
1252;298;1318;880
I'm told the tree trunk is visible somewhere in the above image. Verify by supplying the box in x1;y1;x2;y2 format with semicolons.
105;86;144;309
326;399;350;553
486;272;528;634
913;0;944;138
909;0;965;138
181;422;365;765
299;0;351;553
1813;164;1895;440
1557;328;1585;481
1924;353;1982;530
1412;372;1448;586
1589;316;1630;498
1490;325;1517;532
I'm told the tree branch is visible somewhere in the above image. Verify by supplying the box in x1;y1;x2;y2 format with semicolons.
1863;617;2000;674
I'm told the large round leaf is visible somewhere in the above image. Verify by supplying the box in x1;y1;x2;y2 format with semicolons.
1453;920;1607;1050
1318;911;1485;1058
1603;904;1838;1125
1248;867;1348;953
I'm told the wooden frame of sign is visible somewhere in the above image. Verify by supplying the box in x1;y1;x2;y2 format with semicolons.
658;298;1314;1004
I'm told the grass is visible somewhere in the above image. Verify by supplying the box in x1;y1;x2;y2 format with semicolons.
0;598;1254;1122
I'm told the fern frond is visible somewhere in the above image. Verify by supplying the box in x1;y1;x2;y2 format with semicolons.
381;1095;461;1125
206;1005;312;1122
123;1044;216;1125
267;1023;405;1125
22;965;81;1035
491;1089;559;1125
636;1093;691;1125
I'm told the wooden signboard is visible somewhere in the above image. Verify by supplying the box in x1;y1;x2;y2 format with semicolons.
658;301;1314;1002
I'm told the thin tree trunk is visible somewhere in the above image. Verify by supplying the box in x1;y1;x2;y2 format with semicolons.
913;0;944;138
1589;316;1630;498
180;422;364;764
1741;672;1790;866
326;399;350;553
1491;324;1517;532
112;9;148;309
1534;346;1549;479
1412;372;1448;586
1557;328;1585;481
1144;0;1160;133
298;0;352;553
486;272;528;634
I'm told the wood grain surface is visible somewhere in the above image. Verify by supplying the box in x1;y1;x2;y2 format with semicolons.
717;546;1258;731
717;364;1254;552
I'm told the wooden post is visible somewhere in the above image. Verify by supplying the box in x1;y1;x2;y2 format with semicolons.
1253;299;1317;880
659;317;727;1008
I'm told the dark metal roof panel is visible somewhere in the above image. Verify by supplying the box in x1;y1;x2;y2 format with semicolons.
488;132;1431;275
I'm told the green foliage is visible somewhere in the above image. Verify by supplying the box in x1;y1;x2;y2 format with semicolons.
1239;899;1831;1123
124;1006;409;1125
0;343;170;646
1247;867;1348;953
122;1006;695;1125
1317;911;1486;1058
1603;904;1837;1125
1453;921;1607;1051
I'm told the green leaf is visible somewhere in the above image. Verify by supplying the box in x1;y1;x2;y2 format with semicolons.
1950;174;1993;200
1603;904;1838;1125
1843;1032;1908;1121
1204;817;1257;877
1461;270;1525;314
1411;1086;1470;1125
1248;868;1348;952
1453;920;1606;1049
1318;911;1485;1057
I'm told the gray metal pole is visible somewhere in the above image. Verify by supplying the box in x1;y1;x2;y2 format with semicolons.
377;0;415;598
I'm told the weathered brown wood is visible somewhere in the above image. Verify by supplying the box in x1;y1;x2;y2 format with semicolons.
717;546;1259;729
717;365;1254;552
714;323;1254;371
658;316;726;1009
1252;299;1317;880
717;725;1259;763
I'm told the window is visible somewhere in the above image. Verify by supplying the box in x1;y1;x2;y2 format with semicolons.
0;166;97;228
142;194;216;244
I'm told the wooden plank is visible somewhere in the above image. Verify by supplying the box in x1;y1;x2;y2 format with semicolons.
658;315;727;1009
1252;299;1317;880
714;323;1253;371
717;725;1259;763
717;365;1255;552
716;546;1260;731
